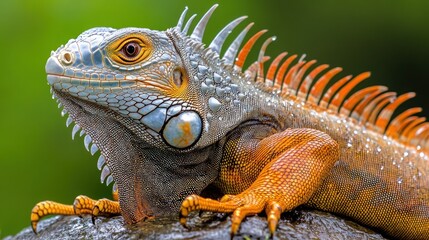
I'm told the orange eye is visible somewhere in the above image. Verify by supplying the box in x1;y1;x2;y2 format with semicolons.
107;34;152;65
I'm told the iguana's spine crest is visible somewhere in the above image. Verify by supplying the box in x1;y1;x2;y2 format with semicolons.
177;5;429;153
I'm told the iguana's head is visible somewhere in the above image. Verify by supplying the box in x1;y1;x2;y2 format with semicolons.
46;4;253;152
46;25;205;149
45;5;259;222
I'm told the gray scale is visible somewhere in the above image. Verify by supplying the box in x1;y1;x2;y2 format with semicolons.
135;103;144;108
230;84;239;93
91;73;99;80
78;92;90;97
167;105;182;116
205;78;213;85
216;87;225;97
213;72;222;83
97;155;105;170
100;165;110;183
65;69;75;77
208;97;221;112
107;98;119;103
152;99;164;105
95;98;107;103
198;65;208;74
201;82;209;92
119;110;129;115
159;102;171;108
127;106;138;113
208;85;215;94
129;113;142;120
141;108;167;132
125;100;136;106
138;105;156;115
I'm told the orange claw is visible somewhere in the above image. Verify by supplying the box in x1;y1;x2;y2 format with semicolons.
73;195;121;223
31;201;75;234
91;198;121;223
31;191;120;234
266;201;282;236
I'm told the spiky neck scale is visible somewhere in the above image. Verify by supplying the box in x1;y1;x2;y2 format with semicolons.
166;7;288;148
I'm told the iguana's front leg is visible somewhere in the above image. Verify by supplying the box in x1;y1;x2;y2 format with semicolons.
180;127;339;236
31;190;120;233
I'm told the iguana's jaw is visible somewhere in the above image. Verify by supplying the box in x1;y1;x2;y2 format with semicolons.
50;89;220;223
50;89;155;221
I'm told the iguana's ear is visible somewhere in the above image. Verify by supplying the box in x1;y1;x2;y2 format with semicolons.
106;33;153;66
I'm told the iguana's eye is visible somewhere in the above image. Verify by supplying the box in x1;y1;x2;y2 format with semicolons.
123;42;140;58
107;34;152;65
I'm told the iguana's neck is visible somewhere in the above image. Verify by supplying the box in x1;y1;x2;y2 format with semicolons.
167;28;285;141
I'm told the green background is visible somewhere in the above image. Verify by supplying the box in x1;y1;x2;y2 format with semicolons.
0;0;428;237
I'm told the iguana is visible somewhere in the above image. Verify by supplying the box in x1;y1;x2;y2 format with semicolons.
31;4;429;239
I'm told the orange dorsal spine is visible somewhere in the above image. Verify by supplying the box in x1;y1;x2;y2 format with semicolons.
230;29;427;152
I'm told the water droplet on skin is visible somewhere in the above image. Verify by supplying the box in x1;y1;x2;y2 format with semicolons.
376;146;382;153
397;177;403;184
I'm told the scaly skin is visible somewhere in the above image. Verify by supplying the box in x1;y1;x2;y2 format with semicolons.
32;5;428;239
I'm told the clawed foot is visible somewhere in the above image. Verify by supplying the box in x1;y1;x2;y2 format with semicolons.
31;195;120;234
179;192;284;237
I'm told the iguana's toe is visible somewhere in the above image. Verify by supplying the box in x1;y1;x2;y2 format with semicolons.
31;201;75;234
179;193;283;236
91;198;121;223
31;194;120;234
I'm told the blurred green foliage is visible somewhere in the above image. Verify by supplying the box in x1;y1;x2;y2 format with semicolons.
0;0;428;237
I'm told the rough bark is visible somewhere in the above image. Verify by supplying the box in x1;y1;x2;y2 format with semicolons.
7;209;386;239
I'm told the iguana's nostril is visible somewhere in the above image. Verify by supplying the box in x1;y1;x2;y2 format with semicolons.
60;51;74;65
